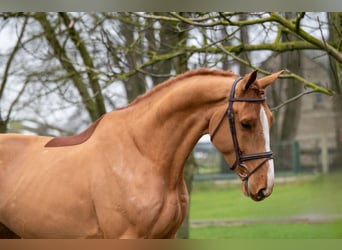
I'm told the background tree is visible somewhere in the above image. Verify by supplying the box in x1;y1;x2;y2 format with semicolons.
0;16;28;132
278;12;304;142
328;12;342;166
33;12;106;122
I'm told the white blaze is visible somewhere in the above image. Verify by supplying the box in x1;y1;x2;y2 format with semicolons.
260;106;274;194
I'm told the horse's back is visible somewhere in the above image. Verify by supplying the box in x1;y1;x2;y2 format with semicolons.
0;133;44;168
0;133;51;203
0;133;50;151
0;133;50;176
0;133;102;238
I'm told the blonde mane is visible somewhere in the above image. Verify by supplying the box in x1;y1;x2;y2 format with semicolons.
125;68;237;108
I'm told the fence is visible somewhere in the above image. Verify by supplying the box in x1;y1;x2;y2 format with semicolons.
296;132;337;173
273;140;301;173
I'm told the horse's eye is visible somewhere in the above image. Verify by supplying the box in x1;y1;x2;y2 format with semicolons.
241;121;252;130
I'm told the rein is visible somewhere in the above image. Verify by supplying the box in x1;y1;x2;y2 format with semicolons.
210;77;273;194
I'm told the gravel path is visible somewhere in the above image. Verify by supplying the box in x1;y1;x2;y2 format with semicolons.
190;214;342;228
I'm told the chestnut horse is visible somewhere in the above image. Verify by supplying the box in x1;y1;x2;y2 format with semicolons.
0;68;283;238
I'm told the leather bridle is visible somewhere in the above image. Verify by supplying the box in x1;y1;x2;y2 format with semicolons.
210;77;273;195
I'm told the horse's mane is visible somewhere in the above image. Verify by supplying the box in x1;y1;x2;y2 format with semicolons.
122;68;237;109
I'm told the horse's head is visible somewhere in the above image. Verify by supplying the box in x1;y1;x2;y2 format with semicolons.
210;70;284;201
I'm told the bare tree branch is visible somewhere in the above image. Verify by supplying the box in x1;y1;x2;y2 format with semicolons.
216;42;334;96
33;12;99;121
59;12;106;116
271;90;317;111
0;17;28;99
270;12;342;64
0;16;28;132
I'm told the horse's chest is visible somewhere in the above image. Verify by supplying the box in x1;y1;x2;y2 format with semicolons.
92;161;189;238
127;177;189;238
148;190;189;238
122;189;188;238
94;180;189;238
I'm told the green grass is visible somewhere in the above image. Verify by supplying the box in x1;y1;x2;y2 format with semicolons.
189;172;342;238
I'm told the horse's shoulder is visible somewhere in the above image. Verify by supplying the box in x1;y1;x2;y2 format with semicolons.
44;116;104;147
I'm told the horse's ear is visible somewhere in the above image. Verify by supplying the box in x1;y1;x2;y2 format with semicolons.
243;70;258;91
257;70;285;89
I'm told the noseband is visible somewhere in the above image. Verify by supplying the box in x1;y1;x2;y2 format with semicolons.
210;77;273;192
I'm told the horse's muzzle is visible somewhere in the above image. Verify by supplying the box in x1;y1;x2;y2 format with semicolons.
243;179;272;202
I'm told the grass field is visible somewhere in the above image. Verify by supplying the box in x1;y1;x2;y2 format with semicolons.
189;172;342;239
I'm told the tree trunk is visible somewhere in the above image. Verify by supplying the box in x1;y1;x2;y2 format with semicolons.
239;13;250;76
118;13;147;103
280;12;303;141
328;12;342;169
147;12;175;86
0;119;7;133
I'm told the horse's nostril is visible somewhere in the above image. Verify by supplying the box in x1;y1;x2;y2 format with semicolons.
257;188;266;199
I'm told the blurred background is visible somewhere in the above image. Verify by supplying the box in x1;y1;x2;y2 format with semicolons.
0;12;341;238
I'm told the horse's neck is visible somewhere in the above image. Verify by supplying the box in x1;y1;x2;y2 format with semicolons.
111;75;231;183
